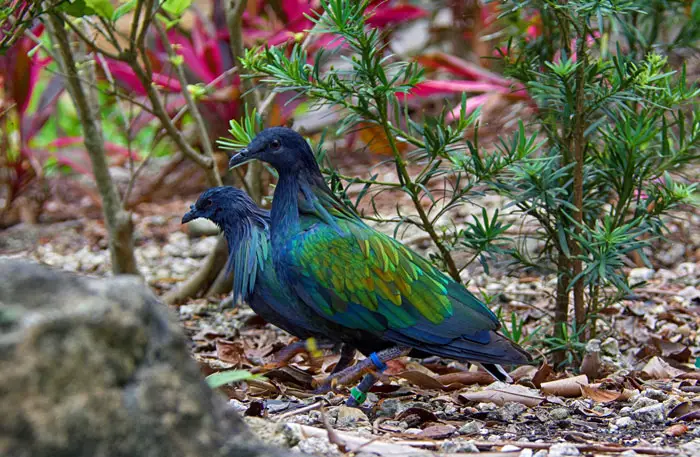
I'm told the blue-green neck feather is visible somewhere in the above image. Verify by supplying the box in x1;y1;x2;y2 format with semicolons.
220;209;270;304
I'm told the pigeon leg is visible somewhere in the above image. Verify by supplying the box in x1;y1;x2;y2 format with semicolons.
255;337;332;372
315;345;410;393
330;344;356;374
346;373;377;407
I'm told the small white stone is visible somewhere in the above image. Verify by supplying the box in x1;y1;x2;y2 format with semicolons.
548;443;580;457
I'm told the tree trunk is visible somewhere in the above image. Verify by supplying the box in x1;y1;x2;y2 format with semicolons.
46;14;139;275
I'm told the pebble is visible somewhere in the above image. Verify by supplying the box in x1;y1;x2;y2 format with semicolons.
502;445;521;452
519;449;534;457
440;439;480;453
630;403;665;424
294;436;341;457
376;398;402;417
477;402;498;411
496;402;527;421
642;389;668;402
548;443;580;457
585;339;601;353
615;417;635;428
458;420;483;435
631;396;658;410
620;451;639;457
550;408;570;421
658;244;685;265
191;236;218;257
533;451;548;457
334;405;369;428
628;267;654;284
600;338;620;357
676;262;696;277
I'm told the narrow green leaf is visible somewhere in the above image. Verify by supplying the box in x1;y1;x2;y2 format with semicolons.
205;370;264;389
161;0;192;16
85;0;114;18
112;0;136;21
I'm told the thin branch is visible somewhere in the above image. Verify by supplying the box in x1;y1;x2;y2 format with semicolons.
59;12;122;60
154;22;216;164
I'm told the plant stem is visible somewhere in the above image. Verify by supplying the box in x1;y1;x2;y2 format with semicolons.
376;101;461;282
46;13;139;275
571;30;587;330
553;250;570;367
225;0;264;203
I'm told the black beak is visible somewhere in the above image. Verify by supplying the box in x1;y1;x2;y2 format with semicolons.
228;148;253;169
181;207;198;224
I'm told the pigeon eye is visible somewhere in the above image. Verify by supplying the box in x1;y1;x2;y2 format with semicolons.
202;198;213;209
270;139;281;150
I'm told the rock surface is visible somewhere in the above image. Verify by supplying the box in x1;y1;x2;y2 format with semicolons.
0;259;292;457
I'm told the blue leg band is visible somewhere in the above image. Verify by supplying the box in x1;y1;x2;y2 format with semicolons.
369;352;387;372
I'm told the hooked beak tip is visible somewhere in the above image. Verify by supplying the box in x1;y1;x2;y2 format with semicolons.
228;148;252;169
181;211;196;224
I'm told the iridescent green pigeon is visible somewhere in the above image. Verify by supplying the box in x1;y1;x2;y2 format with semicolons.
228;127;532;392
181;186;392;372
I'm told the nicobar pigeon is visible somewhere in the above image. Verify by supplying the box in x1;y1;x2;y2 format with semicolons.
182;186;393;372
228;127;532;392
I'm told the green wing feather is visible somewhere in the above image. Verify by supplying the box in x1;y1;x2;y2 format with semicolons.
289;215;498;341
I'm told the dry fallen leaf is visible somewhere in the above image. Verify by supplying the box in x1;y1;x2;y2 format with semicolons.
215;338;250;367
580;351;601;381
459;383;544;407
416;424;456;440
642;356;686;379
581;384;622;403
540;375;589;397
668;401;700;421
665;424;689;437
532;362;553;388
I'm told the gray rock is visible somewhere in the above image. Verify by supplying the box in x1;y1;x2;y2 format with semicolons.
600;338;620;357
495;402;528;421
631;396;658;410
294;436;341;457
458;420;483;435
615;417;635;428
440;439;480;453
533;451;548;457
334;405;369;428
519;449;534;457
642;389;668;402
630;403;665;424
550;408;570;421
628;268;654;284
585;339;601;353
548;443;580;457
657;243;685;265
0;259;292;457
620;451;639;457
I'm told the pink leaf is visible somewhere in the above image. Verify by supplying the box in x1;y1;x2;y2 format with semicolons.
445;93;491;122
417;52;513;87
366;5;427;28
398;80;526;100
107;60;181;94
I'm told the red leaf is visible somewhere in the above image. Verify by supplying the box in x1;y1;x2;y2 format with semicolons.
106;61;181;95
366;5;427;28
399;80;528;100
417;52;513;86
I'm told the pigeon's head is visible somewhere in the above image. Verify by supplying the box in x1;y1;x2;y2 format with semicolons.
181;187;267;230
228;127;318;173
